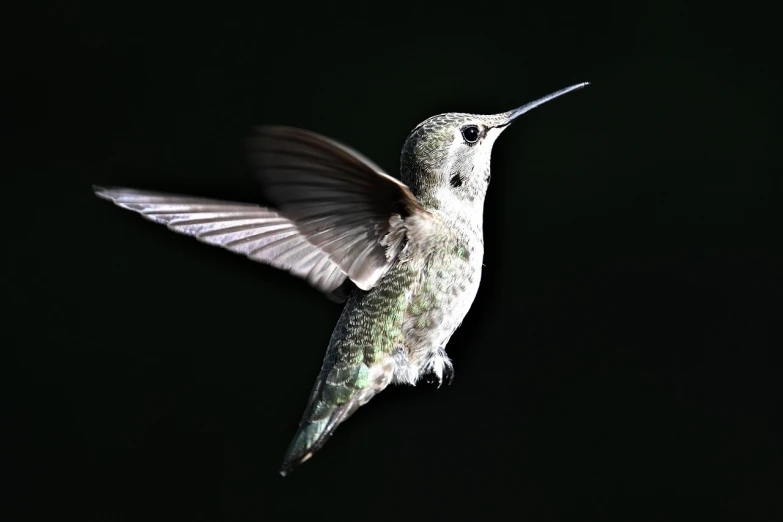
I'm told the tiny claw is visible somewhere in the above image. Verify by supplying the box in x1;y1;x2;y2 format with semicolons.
439;363;454;388
438;361;454;388
425;357;454;388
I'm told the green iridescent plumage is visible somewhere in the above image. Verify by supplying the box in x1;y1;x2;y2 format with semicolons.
92;82;589;476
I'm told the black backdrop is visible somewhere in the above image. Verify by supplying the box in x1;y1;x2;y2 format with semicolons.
5;2;782;520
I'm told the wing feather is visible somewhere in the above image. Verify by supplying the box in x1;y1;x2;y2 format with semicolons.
93;186;351;300
94;125;427;300
247;126;424;290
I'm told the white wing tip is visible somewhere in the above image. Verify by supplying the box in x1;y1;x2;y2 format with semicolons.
93;185;112;200
93;185;138;203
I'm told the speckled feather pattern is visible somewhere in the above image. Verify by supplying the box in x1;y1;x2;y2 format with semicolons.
92;83;589;476
281;210;484;469
281;113;500;471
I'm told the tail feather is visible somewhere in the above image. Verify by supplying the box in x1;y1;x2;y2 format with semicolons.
279;400;356;477
280;356;395;476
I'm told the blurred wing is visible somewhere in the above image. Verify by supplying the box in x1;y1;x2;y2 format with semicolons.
93;187;351;300
246;126;425;290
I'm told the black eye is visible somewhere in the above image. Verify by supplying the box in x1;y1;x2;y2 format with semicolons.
461;125;479;144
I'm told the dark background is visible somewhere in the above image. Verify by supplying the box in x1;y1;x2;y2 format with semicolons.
4;1;781;520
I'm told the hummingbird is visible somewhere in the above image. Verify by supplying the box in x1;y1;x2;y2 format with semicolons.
93;82;588;476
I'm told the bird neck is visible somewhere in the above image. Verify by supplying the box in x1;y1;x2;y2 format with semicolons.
402;164;486;236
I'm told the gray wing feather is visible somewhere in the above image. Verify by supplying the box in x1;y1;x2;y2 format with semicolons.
95;125;425;299
93;186;350;300
247;126;424;290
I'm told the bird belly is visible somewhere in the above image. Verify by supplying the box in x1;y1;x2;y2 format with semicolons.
394;248;482;385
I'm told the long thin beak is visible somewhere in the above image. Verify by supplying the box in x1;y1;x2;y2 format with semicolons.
498;82;590;127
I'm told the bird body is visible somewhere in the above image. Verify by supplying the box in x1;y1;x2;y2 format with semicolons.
94;82;588;475
284;207;484;470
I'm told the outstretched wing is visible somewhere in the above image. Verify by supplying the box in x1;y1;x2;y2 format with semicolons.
93;187;351;300
94;125;426;300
